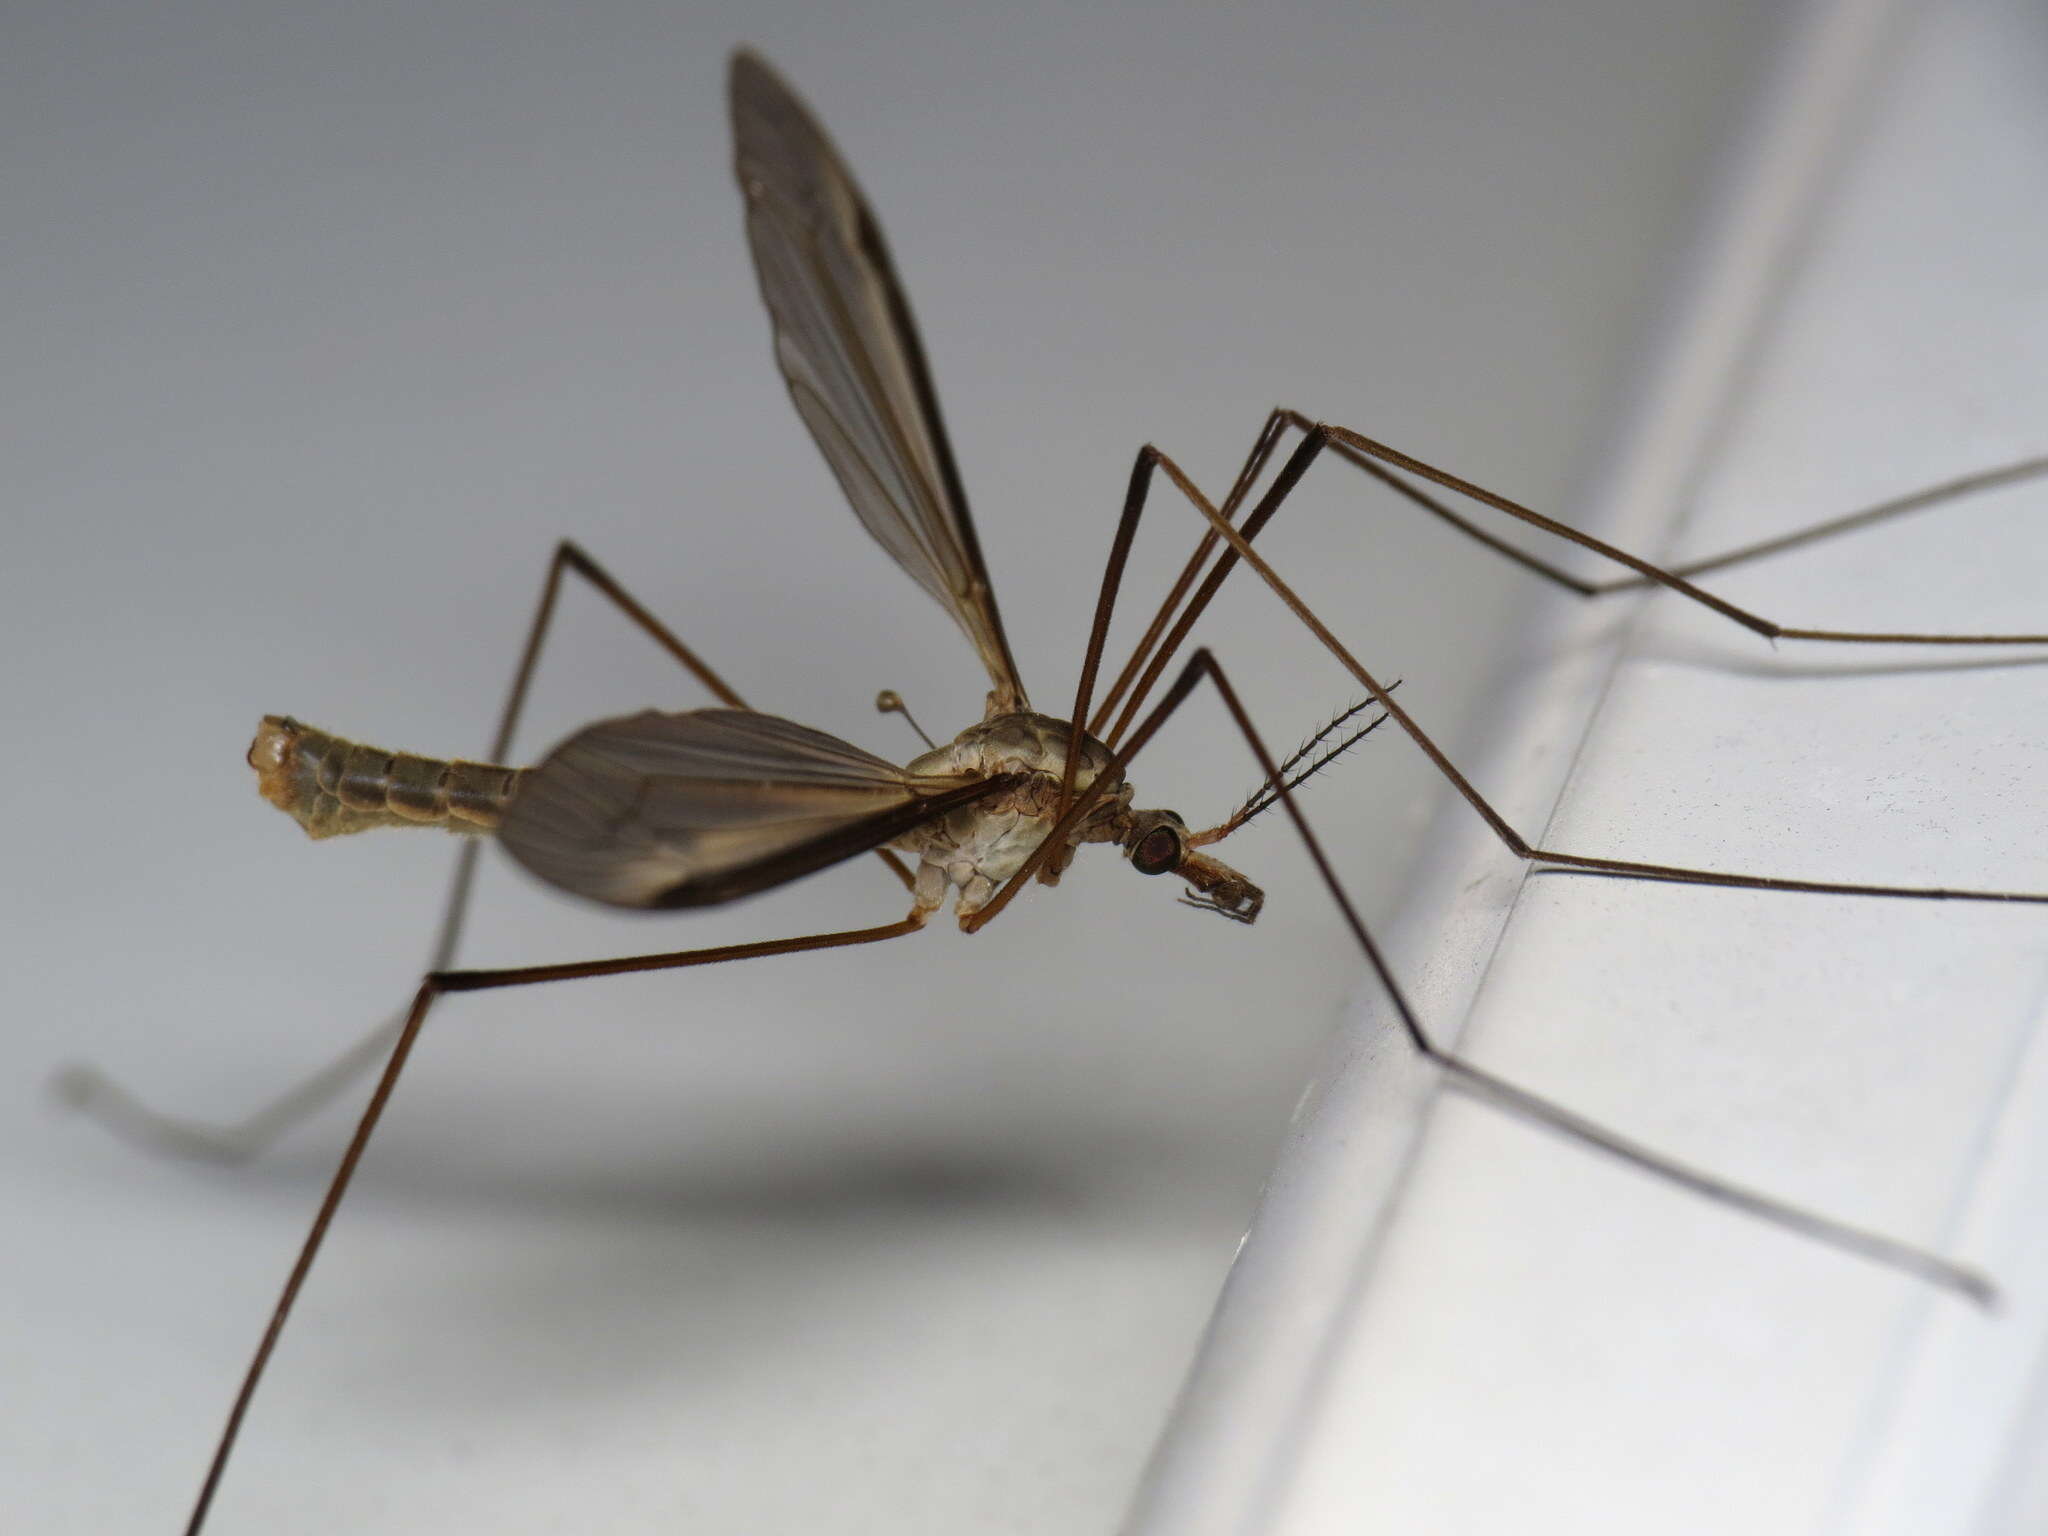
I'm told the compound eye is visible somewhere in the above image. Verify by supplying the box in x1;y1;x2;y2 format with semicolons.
1131;825;1183;876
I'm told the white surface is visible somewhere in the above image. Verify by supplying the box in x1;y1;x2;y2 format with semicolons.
2;4;1796;1534
1132;0;2048;1532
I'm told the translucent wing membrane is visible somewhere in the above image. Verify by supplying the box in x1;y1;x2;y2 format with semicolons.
498;709;1014;909
729;50;1027;711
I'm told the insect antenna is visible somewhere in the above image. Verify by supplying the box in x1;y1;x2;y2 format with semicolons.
1200;682;1402;843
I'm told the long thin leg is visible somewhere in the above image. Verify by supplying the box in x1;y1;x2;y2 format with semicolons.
1583;454;2048;591
65;542;915;1162
976;650;1987;1303
1276;416;2048;643
1238;409;2048;603
1055;447;1162;819
1100;432;1335;749
184;908;928;1536
1150;461;2048;905
1083;415;1292;741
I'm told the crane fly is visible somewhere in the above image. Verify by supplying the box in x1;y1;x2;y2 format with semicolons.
70;49;2048;1534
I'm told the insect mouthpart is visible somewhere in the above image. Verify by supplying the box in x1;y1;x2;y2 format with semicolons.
1175;852;1263;923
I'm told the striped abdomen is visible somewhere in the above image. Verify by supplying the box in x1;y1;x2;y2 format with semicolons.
249;716;521;839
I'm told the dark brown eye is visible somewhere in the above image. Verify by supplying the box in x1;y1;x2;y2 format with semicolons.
1131;825;1182;876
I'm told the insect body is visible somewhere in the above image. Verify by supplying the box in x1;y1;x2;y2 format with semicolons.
251;704;1260;923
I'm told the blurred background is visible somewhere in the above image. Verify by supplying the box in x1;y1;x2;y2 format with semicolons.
2;2;1786;1531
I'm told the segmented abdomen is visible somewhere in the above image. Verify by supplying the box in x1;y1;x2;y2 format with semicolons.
249;716;521;839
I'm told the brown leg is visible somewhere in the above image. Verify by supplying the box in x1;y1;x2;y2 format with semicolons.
1257;409;2048;609
183;908;928;1536
1081;416;1293;742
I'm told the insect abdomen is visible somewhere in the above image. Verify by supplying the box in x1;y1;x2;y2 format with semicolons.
249;716;521;839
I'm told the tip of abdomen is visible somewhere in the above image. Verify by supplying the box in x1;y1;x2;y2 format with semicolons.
248;715;517;840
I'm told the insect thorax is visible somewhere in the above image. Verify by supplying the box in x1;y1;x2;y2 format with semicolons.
895;711;1135;918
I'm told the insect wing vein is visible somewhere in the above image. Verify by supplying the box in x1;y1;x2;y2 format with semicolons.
729;50;1027;709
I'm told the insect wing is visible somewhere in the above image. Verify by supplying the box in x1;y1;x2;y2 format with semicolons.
729;50;1028;712
499;709;1010;909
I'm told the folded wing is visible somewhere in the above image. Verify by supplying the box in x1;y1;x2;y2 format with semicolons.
498;709;1014;909
729;50;1027;712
